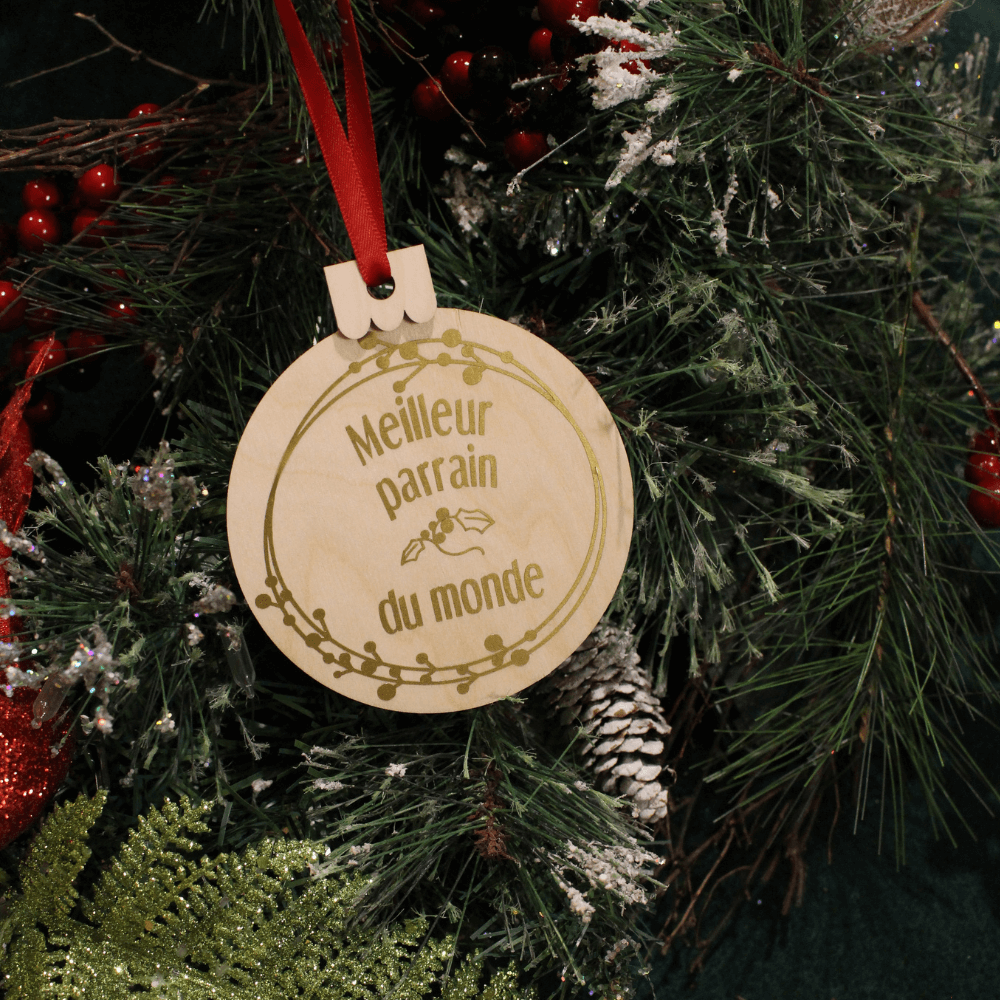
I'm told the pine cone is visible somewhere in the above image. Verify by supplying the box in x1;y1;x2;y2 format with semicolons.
544;625;672;824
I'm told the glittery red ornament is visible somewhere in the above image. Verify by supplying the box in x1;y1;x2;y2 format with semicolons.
0;686;74;849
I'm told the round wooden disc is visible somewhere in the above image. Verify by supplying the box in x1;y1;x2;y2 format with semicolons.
227;309;633;712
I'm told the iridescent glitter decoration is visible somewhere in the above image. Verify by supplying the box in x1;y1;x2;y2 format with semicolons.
0;684;73;849
127;441;198;521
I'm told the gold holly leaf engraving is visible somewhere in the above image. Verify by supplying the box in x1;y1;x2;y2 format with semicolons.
453;508;495;533
401;537;426;565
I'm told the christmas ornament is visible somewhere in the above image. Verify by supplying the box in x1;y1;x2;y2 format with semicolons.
0;687;73;849
76;163;120;208
0;335;70;849
966;427;1000;529
21;178;61;211
0;280;26;332
17;209;61;254
537;0;599;38
504;131;549;171
543;624;671;824
229;0;633;712
412;77;453;121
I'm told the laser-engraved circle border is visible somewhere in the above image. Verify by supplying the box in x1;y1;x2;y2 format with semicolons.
256;328;606;702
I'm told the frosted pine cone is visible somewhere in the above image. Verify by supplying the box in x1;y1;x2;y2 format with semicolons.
545;625;672;824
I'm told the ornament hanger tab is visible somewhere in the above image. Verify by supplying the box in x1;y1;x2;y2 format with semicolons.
326;244;437;340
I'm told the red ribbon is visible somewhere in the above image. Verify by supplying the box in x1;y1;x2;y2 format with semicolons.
0;334;54;641
273;0;392;287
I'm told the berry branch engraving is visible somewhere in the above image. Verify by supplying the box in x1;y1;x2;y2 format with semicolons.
401;507;495;564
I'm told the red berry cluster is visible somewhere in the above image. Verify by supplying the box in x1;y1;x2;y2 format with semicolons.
0;104;166;427
965;426;1000;529
371;0;638;171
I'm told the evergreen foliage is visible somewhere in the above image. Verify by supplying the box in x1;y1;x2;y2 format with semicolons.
0;0;999;992
0;791;535;1000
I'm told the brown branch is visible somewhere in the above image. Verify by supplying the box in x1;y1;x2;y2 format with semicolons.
659;824;736;955
912;290;999;431
72;13;248;88
5;44;116;88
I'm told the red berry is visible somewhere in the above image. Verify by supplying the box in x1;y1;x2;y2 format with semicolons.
146;174;179;207
17;210;61;254
965;429;999;482
24;338;66;374
412;77;453;121
24;302;61;335
127;102;161;119
969;476;1000;528
405;0;446;24
504;130;549;171
96;268;128;293
24;390;59;428
124;138;164;171
103;297;137;326
440;51;474;100
0;281;26;332
537;0;599;38
71;209;117;247
66;329;106;360
528;27;554;63
22;178;62;211
77;164;120;207
604;38;650;75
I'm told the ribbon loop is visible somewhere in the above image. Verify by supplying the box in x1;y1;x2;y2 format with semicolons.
273;0;391;286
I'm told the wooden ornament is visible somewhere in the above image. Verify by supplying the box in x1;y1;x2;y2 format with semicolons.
228;305;633;713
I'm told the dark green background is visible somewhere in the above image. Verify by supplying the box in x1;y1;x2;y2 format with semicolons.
2;4;999;998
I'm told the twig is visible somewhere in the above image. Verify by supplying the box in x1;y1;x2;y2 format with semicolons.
912;290;999;431
72;13;248;88
5;45;116;88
